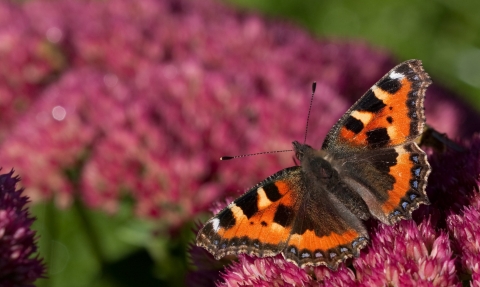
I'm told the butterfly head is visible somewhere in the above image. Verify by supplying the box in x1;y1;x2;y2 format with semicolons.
292;141;314;162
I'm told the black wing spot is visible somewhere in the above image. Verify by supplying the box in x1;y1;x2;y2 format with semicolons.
366;128;390;148
344;116;364;134
377;77;402;94
261;221;268;226
386;116;393;124
263;183;282;202
235;190;259;219
371;148;398;173
218;208;236;230
357;90;386;112
273;204;294;227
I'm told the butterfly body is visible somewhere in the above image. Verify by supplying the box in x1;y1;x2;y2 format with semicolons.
197;60;432;269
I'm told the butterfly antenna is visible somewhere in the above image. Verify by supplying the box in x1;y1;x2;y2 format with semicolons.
303;82;316;144
220;149;292;161
221;84;316;161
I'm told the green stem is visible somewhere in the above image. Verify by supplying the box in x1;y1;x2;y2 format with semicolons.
72;194;107;265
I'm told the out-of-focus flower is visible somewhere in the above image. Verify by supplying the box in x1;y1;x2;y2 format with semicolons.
418;134;480;227
0;2;64;140
0;0;479;231
0;170;45;286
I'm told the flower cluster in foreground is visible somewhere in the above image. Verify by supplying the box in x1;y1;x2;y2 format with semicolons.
0;170;44;286
448;192;480;286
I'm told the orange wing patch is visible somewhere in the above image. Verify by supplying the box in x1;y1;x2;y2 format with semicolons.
381;143;431;224
288;229;359;251
371;77;413;145
339;77;413;147
217;193;294;246
283;227;368;269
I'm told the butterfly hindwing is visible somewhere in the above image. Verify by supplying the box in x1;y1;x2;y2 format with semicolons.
282;177;369;268
336;142;430;224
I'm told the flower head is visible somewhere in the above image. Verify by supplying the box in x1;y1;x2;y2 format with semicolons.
448;191;480;285
219;254;311;287
0;170;45;286
354;220;458;286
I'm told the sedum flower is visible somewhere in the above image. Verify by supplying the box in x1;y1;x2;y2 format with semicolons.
354;220;458;287
448;192;480;285
0;170;44;286
213;220;458;286
219;254;311;287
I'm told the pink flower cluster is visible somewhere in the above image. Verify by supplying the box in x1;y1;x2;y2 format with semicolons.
0;0;389;223
0;170;44;286
218;217;458;287
448;192;480;286
354;220;457;286
0;2;64;140
218;221;459;286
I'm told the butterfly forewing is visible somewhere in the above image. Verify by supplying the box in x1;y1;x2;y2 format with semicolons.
322;59;432;151
196;167;302;260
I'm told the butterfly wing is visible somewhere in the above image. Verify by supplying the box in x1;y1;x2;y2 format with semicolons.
196;167;302;260
336;142;430;224
322;59;431;150
322;59;431;224
282;176;369;269
196;166;369;269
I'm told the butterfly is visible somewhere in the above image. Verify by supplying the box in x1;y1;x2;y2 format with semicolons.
196;59;431;269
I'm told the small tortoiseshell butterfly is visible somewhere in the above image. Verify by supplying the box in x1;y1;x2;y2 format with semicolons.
196;59;432;269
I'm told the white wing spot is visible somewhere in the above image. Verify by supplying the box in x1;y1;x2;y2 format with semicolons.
211;218;220;232
387;125;397;139
389;71;405;80
257;187;273;209
372;86;390;101
351;110;373;125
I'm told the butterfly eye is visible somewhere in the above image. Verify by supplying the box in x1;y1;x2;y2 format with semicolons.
295;151;304;161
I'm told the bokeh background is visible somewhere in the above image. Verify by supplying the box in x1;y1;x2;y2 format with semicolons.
0;0;480;286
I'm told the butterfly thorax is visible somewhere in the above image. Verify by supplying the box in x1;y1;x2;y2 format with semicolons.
293;140;373;222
